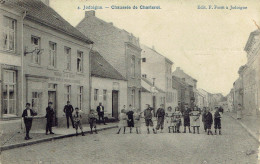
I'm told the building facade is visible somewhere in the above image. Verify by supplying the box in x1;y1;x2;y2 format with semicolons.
0;0;93;129
77;11;142;110
90;51;127;119
141;45;177;110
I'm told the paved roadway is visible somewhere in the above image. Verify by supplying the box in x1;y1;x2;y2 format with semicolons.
0;114;259;164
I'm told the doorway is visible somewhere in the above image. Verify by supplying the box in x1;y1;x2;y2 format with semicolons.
112;90;119;119
48;91;57;126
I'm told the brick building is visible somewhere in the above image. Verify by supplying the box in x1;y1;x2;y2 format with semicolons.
0;0;93;131
77;11;142;110
141;45;177;110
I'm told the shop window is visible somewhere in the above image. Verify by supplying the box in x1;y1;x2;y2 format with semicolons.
64;85;71;102
142;74;147;78
65;47;71;71
49;42;57;68
103;90;107;101
2;17;16;52
94;89;98;101
31;36;41;64
3;70;16;115
77;51;83;72
142;58;146;62
77;86;83;110
32;92;42;114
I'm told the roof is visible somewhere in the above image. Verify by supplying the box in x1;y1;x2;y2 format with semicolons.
91;51;127;81
244;29;260;51
6;0;93;44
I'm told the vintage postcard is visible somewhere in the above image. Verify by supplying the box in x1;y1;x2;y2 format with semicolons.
0;0;259;163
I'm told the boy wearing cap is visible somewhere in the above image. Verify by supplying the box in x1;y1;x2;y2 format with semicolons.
45;102;55;135
22;103;37;140
73;107;85;136
89;109;98;134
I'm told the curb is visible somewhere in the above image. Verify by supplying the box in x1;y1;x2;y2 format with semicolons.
228;114;259;144
0;125;117;152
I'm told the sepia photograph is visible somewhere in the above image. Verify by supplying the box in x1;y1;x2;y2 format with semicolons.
0;0;259;163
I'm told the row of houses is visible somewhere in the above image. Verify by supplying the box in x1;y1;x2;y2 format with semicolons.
0;0;223;133
226;29;260;116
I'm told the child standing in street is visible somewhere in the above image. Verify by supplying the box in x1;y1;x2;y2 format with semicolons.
183;104;191;133
205;108;213;135
144;104;157;134
134;109;142;134
88;109;98;134
117;108;127;134
174;107;182;133
190;106;201;134
214;107;222;135
73;107;85;136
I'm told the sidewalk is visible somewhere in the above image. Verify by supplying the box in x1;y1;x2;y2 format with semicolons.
226;112;260;143
0;122;118;151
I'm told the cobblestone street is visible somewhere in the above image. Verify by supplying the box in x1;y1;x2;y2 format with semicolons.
0;115;259;164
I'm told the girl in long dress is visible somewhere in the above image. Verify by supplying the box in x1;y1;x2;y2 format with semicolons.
117;108;127;134
190;106;201;134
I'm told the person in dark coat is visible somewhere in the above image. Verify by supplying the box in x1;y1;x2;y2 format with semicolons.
22;103;37;140
96;102;107;125
205;108;213;135
144;104;157;134
64;101;75;128
45;102;55;135
183;104;191;133
126;105;134;133
214;107;222;135
156;104;166;133
202;107;207;132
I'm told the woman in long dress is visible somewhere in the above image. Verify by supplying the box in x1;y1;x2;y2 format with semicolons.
126;105;134;133
190;106;201;134
237;104;242;119
117;106;127;134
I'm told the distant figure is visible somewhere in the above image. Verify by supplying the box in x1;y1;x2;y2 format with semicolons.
96;102;106;125
190;106;200;134
214;107;222;135
22;103;37;140
45;102;55;135
237;104;242;119
117;108;127;134
73;107;85;136
183;104;191;133
64;101;75;128
126;105;134;133
144;104;156;134
156;104;166;133
204;108;213;135
88;109;98;134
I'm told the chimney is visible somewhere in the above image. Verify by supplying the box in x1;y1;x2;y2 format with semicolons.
41;0;49;6
85;10;95;17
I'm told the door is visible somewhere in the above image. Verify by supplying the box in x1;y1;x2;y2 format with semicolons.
112;90;119;119
48;91;57;126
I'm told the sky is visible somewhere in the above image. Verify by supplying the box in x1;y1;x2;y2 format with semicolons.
50;0;260;96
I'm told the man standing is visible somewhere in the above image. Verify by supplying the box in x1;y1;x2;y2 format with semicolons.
144;104;156;134
22;103;37;140
63;101;75;128
156;104;165;133
45;102;55;135
214;107;222;135
96;102;107;125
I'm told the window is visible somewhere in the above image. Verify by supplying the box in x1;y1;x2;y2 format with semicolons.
64;85;71;102
94;89;99;101
2;17;16;52
77;51;83;72
32;92;42;114
103;90;107;101
49;42;57;67
3;70;16;115
142;74;147;78
131;56;135;77
31;36;41;64
77;86;83;110
65;47;71;70
142;58;146;62
131;89;135;107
